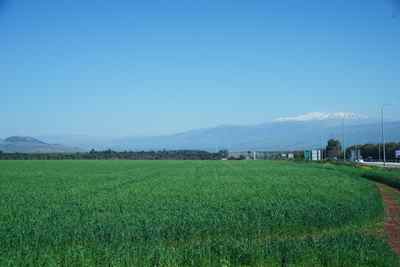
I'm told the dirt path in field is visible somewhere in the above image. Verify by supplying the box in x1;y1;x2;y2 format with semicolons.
379;185;400;255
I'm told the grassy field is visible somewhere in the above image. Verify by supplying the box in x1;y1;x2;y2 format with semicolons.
0;160;398;266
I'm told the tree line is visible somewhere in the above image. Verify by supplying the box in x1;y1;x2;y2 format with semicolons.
0;149;229;160
1;142;399;161
325;139;400;161
346;142;400;161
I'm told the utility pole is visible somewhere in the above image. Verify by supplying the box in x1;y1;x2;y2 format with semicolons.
381;106;386;167
321;135;325;160
342;117;346;161
377;113;381;161
381;105;391;167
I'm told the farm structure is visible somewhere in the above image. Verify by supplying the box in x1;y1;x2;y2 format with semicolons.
228;151;297;160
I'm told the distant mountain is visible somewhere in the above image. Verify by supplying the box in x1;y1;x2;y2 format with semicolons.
0;136;80;153
109;120;398;152
35;115;400;152
4;136;46;144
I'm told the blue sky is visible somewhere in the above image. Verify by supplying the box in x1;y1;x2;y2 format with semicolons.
0;0;399;137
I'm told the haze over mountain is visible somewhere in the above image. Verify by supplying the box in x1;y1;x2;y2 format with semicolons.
36;113;400;152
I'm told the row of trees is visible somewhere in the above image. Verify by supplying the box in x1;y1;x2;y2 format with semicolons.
0;149;229;160
346;143;400;161
1;142;398;161
326;139;342;160
324;139;400;161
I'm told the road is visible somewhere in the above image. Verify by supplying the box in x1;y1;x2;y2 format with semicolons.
361;162;400;169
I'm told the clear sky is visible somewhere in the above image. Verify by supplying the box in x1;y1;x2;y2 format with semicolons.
1;0;399;137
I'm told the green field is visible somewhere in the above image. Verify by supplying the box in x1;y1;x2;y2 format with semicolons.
0;160;398;266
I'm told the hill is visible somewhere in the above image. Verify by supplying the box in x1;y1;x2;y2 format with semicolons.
0;136;80;153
